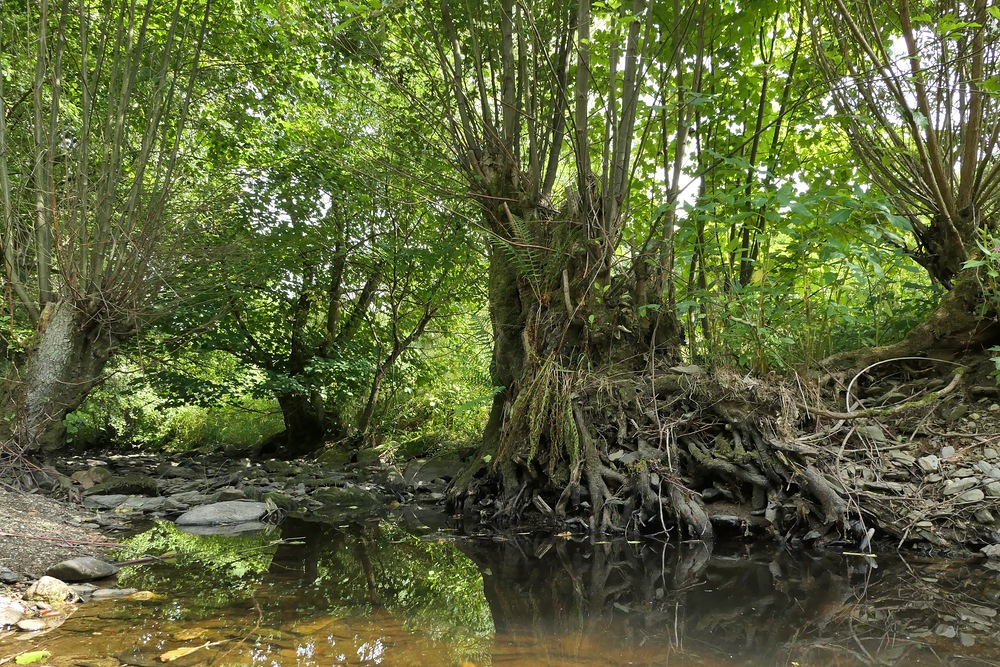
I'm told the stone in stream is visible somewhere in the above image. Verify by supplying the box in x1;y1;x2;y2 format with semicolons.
23;576;76;604
0;596;25;627
175;500;268;526
46;556;119;582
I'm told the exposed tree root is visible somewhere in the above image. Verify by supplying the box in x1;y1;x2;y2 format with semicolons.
450;343;1000;554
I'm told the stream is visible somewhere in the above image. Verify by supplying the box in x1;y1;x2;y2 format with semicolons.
3;510;1000;666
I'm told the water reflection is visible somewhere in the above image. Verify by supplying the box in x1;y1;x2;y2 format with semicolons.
3;517;1000;666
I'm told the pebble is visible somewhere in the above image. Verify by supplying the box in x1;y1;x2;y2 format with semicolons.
985;482;1000;498
975;509;996;524
16;618;49;632
940;446;956;460
917;455;940;473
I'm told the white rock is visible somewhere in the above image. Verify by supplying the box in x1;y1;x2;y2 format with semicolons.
0;596;25;627
940;446;956;459
918;455;940;473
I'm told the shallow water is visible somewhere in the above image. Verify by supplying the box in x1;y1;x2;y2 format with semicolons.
4;511;1000;666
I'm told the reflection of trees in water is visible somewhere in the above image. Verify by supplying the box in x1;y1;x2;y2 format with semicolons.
460;535;1000;666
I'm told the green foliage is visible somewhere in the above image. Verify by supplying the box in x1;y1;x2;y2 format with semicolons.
306;522;493;645
64;364;283;452
114;520;279;616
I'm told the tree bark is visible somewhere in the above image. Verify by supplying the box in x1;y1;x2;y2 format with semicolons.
6;299;116;457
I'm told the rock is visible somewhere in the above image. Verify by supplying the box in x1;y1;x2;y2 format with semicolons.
985;448;999;460
403;458;464;488
958;489;986;503
917;455;939;473
312;485;380;508
858;425;887;443
0;567;20;584
975;509;996;524
84;474;159;497
71;466;113;489
953;467;977;478
175;500;268;526
82;494;130;510
985;482;1000;498
982;544;1000;559
120;497;168;513
942;478;978;495
0;596;25;626
940;445;956;460
23;576;75;604
216;487;246;501
46;556;119;582
262;491;298;511
16;618;50;632
90;588;139;600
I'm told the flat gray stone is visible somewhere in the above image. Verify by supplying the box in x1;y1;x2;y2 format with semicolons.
985;481;1000;498
943;478;978;495
46;556;119;583
82;494;129;510
958;489;986;503
175;500;267;526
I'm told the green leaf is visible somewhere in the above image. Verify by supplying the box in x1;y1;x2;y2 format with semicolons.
15;651;52;665
827;208;852;226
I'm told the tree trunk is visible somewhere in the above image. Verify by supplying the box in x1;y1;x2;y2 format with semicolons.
6;299;116;458
259;391;327;459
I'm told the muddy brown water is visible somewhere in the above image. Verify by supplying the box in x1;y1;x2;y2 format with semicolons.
3;513;1000;666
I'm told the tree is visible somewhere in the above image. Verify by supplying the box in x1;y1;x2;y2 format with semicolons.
0;0;211;458
361;0;855;541
812;0;1000;362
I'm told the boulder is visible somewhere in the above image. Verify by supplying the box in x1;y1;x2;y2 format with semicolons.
175;500;268;526
23;576;75;604
46;557;119;583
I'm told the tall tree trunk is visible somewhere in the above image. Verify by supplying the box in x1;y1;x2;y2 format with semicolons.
261;391;327;459
7;299;116;457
